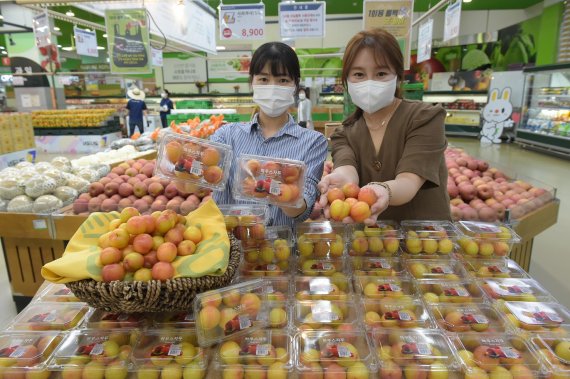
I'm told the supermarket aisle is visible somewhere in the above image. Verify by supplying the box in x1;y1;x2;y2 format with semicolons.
449;138;570;307
0;243;18;325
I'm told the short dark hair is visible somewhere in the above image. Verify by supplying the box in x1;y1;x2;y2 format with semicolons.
249;42;300;90
164;89;170;96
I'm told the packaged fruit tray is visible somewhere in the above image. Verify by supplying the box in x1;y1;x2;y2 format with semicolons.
530;334;570;379
296;257;347;277
233;154;306;207
456;221;521;258
501;301;570;334
354;276;418;300
461;258;530;279
131;329;208;378
478;278;555;302
296;221;346;260
294;330;376;378
37;283;82;303
293;300;359;331
428;303;508;334
239;226;294;277
350;257;406;277
152;310;195;329
371;328;461;379
85;310;150;329
8;303;89;331
361;297;432;329
293;276;353;301
193;279;270;347
155;132;233;191
448;332;544;379
0;331;63;378
259;276;292;301
239;257;294;277
220;204;268;242
347;221;403;257
406;258;468;280
212;330;292;378
416;279;485;304
401;220;459;257
48;329;139;377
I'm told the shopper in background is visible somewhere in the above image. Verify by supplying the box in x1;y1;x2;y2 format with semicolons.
297;87;313;129
208;42;328;228
318;28;450;223
126;87;148;136
159;89;174;128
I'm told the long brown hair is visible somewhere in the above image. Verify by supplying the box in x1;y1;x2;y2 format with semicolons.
342;28;404;127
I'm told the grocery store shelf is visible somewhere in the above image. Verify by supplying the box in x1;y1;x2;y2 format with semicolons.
516;130;570;158
517;129;570;141
536;94;570;98
532;105;570;110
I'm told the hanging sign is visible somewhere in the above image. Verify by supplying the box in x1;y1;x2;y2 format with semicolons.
417;18;433;63
207;51;252;83
74;27;98;57
219;3;265;40
444;1;462;42
163;53;207;84
32;10;52;48
151;48;163;67
279;2;326;39
105;8;151;74
363;0;414;69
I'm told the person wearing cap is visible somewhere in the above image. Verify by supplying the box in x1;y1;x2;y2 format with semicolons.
126;87;148;136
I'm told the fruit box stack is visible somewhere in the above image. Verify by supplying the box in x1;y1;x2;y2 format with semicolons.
4;214;570;378
0;113;34;155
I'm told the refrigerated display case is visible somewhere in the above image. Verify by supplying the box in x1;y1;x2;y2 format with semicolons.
517;63;570;158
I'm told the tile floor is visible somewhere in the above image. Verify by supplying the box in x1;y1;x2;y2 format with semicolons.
0;138;568;325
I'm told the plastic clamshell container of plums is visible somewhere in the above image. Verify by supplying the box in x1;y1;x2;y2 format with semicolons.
296;221;347;260
371;328;461;379
478;278;555;302
131;329;208;378
456;221;521;259
264;300;291;330
0;331;62;377
155;132;233;191
219;204;268;243
401;220;460;257
361;297;433;330
351;256;406;277
347;220;404;257
8;303;89;331
48;329;139;376
239;258;294;278
37;283;82;303
86;310;150;329
461;258;530;279
501;301;570;335
355;276;418;300
296;257;347;277
233;154;307;207
406;258;468;281
239;226;294;277
416;279;485;304
428;303;508;334
293;276;353;302
449;332;544;379
255;276;292;300
530;334;570;379
293;300;359;331
152;310;195;329
193;279;270;347
212;329;293;378
294;330;376;378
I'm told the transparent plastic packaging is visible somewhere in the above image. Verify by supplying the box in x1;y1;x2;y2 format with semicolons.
295;330;376;378
354;276;418;300
530;334;570;379
478;278;554;302
361;298;432;329
265;301;290;329
460;258;530;279
85;310;149;329
405;258;467;280
219;204;267;242
347;221;403;257
293;276;353;301
240;226;294;277
239;258;294;277
501;301;570;334
401;220;460;257
233;154;306;207
9;303;88;331
193;279;269;347
416;279;485;304
37;283;81;303
155;132;233;191
0;331;62;378
456;221;521;258
428;303;507;334
293;300;359;331
153;310;195;329
350;257;406;277
296;221;347;260
296;257;347;277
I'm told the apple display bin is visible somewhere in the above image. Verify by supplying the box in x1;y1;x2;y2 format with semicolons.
65;233;241;313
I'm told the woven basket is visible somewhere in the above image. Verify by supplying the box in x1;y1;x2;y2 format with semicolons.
66;233;242;313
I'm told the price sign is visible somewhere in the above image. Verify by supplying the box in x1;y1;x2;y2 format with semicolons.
417;18;433;63
444;1;462;42
219;3;265;40
32;10;51;48
279;2;326;39
75;27;98;57
152;48;163;67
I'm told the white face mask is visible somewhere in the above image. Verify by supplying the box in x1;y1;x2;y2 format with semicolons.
161;93;167;98
253;85;295;117
347;77;397;114
299;93;306;100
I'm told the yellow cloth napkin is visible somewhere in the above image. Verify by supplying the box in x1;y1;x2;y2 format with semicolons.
41;199;230;284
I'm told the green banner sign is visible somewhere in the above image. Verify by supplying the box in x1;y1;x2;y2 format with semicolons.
105;8;151;74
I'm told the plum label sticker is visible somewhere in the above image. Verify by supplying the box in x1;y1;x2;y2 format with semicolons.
310;279;333;294
266;286;274;294
190;160;203;176
269;179;281;196
90;344;104;356
369;259;391;269
402;343;431;356
54;288;72;295
489;281;532;296
378;283;401;292
168;343;182;356
385;311;412;321
30;310;58;323
459;221;501;234
462;313;488;324
443;286;469;297
430;265;453;274
183;312;194;322
266;264;278;272
9;346;28;358
488;266;509;274
338;345;351;358
313;312;340;322
255;344;271;356
229;209;243;215
238;315;252;330
310;262;334;271
506;303;563;325
488;346;521;359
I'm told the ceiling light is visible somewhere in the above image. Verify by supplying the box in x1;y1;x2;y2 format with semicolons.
0;15;4;20
1;51;6;55
0;46;4;50
216;46;226;51
85;28;91;32
97;46;105;50
57;44;62;48
463;0;472;2
54;26;60;31
62;46;74;51
66;10;75;17
103;33;108;38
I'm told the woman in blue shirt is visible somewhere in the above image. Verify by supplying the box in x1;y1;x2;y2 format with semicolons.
209;42;328;228
159;89;174;128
